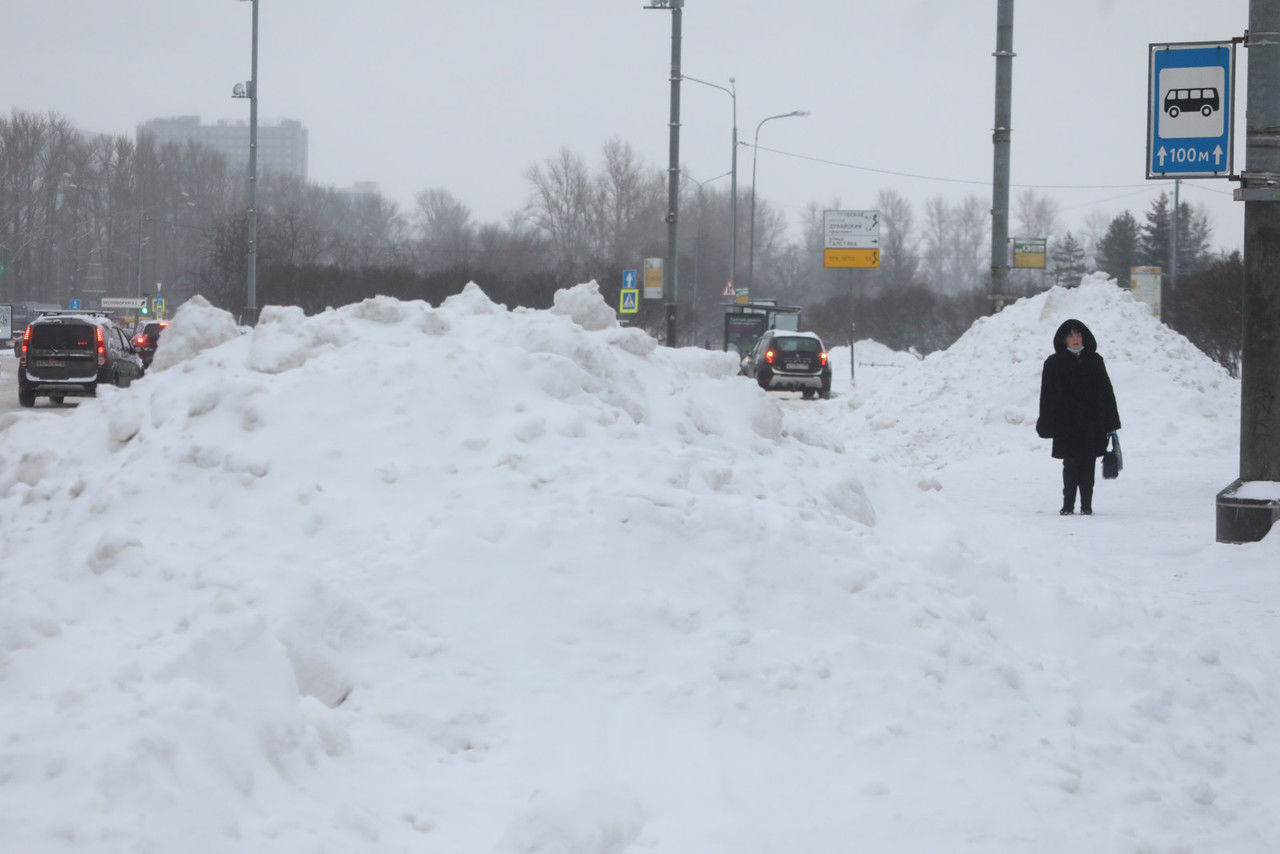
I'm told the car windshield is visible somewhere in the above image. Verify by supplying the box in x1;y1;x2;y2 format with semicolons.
144;323;166;339
774;336;820;354
29;324;95;350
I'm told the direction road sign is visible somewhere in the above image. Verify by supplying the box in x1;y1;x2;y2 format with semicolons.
69;299;81;310
824;249;879;268
1147;40;1235;178
823;209;880;249
622;269;637;289
99;297;146;309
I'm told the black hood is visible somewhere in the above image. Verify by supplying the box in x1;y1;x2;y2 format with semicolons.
1053;318;1097;355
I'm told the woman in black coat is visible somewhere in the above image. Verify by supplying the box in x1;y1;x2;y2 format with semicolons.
1036;318;1121;515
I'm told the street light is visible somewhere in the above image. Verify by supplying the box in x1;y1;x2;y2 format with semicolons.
681;169;731;345
644;0;683;346
747;110;810;293
232;0;259;323
681;74;738;293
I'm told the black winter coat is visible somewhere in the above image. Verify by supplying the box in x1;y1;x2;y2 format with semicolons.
1036;318;1121;459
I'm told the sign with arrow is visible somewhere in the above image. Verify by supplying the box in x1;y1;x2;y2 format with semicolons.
823;209;880;268
1147;40;1235;179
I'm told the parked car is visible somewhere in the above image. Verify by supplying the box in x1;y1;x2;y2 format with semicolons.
132;320;170;369
17;311;144;407
740;329;832;399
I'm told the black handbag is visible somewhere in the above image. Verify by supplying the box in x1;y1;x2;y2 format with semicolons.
1102;431;1123;479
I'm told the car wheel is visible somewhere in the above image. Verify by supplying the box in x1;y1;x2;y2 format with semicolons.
117;372;131;389
1201;104;1213;117
1168;106;1180;118
18;387;35;408
819;384;831;400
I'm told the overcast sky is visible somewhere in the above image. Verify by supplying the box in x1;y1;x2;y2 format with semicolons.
1;0;1252;250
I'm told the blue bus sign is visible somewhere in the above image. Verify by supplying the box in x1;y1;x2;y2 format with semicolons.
1147;40;1235;179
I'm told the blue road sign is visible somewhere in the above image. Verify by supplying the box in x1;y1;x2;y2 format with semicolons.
69;299;81;310
1148;41;1235;179
619;288;639;314
153;297;166;315
622;269;637;289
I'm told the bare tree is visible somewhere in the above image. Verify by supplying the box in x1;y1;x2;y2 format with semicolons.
1014;189;1060;242
413;187;474;271
525;148;594;282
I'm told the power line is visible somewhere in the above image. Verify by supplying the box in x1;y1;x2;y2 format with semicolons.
748;143;1189;192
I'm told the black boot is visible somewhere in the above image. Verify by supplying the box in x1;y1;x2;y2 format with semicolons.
1060;507;1074;515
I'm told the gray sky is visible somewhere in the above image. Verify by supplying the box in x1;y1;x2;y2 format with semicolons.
1;0;1252;250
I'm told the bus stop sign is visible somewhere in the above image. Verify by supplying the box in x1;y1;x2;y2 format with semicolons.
1147;40;1235;179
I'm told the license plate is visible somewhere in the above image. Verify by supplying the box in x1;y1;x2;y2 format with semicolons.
35;360;63;368
785;362;807;371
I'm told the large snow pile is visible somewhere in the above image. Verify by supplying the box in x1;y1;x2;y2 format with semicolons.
840;274;1240;469
0;280;1276;854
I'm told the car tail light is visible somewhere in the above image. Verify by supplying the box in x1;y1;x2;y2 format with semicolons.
95;326;106;367
820;351;829;365
765;349;775;364
134;335;148;348
20;326;31;366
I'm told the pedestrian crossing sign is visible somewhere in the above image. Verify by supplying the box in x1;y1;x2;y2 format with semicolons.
722;280;735;298
619;288;639;314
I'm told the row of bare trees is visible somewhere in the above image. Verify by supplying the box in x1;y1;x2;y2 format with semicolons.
2;109;1238;362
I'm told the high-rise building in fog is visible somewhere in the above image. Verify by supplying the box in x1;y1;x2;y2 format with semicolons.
137;116;308;180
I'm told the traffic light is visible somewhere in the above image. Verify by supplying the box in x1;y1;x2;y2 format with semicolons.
141;294;150;315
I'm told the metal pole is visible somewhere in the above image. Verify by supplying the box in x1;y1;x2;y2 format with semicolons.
1240;1;1280;483
680;74;737;292
729;79;738;292
663;2;682;346
848;268;855;384
247;0;259;316
1170;177;1180;323
990;0;1014;311
748;110;808;294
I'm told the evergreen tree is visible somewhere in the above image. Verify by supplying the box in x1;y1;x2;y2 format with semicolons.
1139;193;1173;269
1096;211;1140;286
1050;231;1088;288
1139;192;1213;275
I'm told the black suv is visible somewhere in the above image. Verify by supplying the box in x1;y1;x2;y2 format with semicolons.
741;330;832;399
132;320;169;369
18;311;144;407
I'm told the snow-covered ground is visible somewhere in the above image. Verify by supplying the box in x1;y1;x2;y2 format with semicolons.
0;277;1275;854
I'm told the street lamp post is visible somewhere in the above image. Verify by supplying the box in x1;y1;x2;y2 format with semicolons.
644;0;683;346
681;74;738;293
232;0;259;323
747;110;809;293
682;169;731;345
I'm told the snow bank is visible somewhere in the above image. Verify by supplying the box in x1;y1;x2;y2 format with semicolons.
0;280;1275;854
839;275;1239;468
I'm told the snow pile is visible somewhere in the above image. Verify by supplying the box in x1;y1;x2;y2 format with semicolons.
840;274;1239;468
0;280;1275;854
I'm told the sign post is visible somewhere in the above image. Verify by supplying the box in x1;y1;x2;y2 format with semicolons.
1147;40;1235;179
1129;266;1163;317
822;210;881;269
642;258;664;300
619;268;639;316
824;210;880;385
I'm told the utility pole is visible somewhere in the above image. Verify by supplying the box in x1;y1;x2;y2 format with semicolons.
1217;0;1280;542
247;0;259;322
989;0;1014;312
1170;177;1181;324
1240;5;1280;483
646;0;683;347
